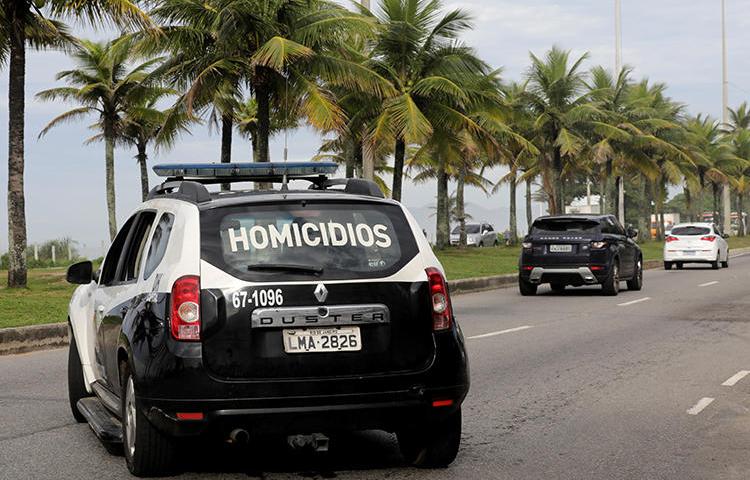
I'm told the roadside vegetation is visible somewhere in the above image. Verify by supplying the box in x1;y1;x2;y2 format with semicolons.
4;0;750;291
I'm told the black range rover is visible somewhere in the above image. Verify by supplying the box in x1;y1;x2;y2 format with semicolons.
518;214;643;296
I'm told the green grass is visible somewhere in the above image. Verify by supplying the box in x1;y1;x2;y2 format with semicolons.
3;235;750;329
0;268;75;329
436;236;750;281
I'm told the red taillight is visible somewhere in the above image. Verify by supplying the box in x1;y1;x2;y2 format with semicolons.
700;235;717;242
522;265;534;271
665;236;679;242
176;412;204;420
426;267;452;331
170;275;201;341
590;265;604;271
432;399;454;408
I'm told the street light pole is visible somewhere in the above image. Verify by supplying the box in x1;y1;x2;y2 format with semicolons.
721;0;732;234
360;0;375;181
615;0;625;225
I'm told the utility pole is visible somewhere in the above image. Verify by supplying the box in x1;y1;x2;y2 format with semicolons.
360;0;375;181
721;0;732;234
615;0;625;225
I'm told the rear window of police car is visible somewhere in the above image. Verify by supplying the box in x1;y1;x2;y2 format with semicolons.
200;201;419;281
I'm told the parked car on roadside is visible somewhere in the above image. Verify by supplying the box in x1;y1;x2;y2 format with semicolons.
65;162;469;476
518;214;643;296
663;223;729;270
450;223;498;247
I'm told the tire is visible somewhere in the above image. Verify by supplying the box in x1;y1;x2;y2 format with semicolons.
676;263;684;270
122;366;176;477
68;329;91;423
519;277;537;296
711;253;720;270
664;261;673;270
722;250;729;268
601;261;620;296
627;258;643;291
397;408;461;468
550;283;566;294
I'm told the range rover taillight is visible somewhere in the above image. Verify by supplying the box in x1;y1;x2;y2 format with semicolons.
426;267;452;331
170;275;201;341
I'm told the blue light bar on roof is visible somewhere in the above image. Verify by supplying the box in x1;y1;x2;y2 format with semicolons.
152;161;338;179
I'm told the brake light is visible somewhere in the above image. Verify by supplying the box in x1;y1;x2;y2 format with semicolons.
176;412;204;420
432;399;454;408
665;236;679;242
170;275;201;341
700;236;717;242
590;265;604;271
426;268;452;331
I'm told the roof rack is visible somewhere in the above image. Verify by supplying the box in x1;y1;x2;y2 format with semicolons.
148;161;384;202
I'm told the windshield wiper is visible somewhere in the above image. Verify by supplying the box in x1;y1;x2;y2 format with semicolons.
246;263;324;275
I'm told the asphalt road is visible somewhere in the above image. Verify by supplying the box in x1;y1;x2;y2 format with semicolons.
3;256;750;479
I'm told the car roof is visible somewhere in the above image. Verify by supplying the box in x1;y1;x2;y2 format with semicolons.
534;214;611;222
196;189;400;211
671;223;713;228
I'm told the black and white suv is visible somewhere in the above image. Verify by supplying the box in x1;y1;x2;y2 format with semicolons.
65;162;469;476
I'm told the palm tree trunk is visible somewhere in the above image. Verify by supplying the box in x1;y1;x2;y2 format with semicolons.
435;163;449;249
255;80;270;164
638;176;649;241
509;172;517;245
456;174;466;248
251;134;258;162
696;176;705;222
137;141;149;201
7;6;27;288
712;183;719;225
525;178;533;230
392;138;406;201
737;192;745;236
684;186;693;222
552;147;564;215
604;159;615;215
221;113;232;191
104;122;117;241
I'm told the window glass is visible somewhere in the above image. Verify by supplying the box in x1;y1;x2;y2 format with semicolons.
672;226;711;236
100;216;137;286
532;219;600;234
119;212;156;283
485;224;494;232
143;213;175;280
200;201;418;281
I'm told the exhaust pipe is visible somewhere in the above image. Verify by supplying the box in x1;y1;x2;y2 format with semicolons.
287;433;329;452
228;428;249;445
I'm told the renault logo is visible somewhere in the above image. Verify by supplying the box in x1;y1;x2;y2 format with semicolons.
314;283;328;303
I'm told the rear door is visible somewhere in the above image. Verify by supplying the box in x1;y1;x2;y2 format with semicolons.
198;199;435;380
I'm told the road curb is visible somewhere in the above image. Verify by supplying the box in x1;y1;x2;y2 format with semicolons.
0;323;68;356
3;247;750;356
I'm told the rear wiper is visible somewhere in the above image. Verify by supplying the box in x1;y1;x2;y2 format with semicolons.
247;263;324;275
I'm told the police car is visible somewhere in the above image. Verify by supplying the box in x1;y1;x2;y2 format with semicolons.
65;162;469;476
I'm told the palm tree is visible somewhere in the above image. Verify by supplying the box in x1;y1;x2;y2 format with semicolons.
524;47;601;215
730;130;750;235
367;0;491;201
145;0;380;165
37;39;160;240
119;88;193;200
1;0;149;288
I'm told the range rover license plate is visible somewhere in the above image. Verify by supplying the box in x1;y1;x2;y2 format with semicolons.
283;327;361;353
549;244;573;253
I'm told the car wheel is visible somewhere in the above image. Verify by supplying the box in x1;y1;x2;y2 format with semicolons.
711;253;720;270
518;276;537;296
68;329;92;423
722;250;729;268
122;365;176;477
601;261;620;296
676;262;684;270
397;408;461;468
664;261;673;270
550;283;566;294
627;258;643;291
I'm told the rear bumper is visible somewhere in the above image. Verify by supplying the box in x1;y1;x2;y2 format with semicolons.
664;250;717;262
521;266;606;285
143;386;465;437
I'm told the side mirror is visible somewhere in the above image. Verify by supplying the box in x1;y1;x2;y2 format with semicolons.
66;261;93;284
626;227;638;238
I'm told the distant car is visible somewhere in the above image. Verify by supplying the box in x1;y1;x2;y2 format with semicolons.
518;214;643;296
449;223;498;247
663;223;729;270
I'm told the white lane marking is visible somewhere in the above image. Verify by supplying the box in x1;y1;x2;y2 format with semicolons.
687;397;715;415
698;281;719;287
617;297;651;307
722;370;750;387
468;325;533;340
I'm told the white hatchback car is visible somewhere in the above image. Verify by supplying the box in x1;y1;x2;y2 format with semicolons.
663;223;729;270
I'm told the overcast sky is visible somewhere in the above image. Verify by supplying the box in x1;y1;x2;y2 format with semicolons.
1;0;749;255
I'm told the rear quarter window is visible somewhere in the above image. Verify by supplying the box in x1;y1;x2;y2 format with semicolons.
200;200;419;281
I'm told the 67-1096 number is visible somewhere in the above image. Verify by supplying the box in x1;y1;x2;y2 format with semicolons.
232;289;284;308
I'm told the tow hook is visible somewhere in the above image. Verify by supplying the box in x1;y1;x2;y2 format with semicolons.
287;433;330;452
